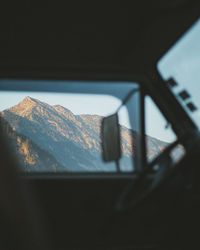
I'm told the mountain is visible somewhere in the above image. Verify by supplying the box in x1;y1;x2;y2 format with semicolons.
0;96;167;172
146;135;168;161
0;116;68;172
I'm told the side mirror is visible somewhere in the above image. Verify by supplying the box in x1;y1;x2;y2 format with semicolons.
101;113;121;162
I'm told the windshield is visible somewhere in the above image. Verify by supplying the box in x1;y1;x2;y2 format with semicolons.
157;18;200;127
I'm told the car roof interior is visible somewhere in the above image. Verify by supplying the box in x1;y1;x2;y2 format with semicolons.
1;0;199;77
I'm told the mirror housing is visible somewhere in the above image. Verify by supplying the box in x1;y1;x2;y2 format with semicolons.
101;113;121;162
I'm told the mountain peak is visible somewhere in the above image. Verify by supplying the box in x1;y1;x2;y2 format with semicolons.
22;96;38;104
4;96;41;117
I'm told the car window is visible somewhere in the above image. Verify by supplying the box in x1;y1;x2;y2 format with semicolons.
145;96;177;162
157;18;200;128
0;80;141;174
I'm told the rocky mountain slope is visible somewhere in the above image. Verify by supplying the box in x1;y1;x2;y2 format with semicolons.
0;116;67;172
0;96;167;172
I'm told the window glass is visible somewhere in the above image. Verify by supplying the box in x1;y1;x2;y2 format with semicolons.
0;80;139;173
157;18;200;127
145;96;177;162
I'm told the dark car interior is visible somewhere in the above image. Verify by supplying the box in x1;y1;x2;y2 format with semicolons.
0;1;200;249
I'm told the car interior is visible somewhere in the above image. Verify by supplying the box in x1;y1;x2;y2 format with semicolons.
0;1;200;249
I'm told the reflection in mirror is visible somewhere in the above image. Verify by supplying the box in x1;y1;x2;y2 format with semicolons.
101;113;121;164
0;80;138;173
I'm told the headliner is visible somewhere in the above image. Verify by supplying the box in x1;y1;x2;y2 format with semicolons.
0;0;199;77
